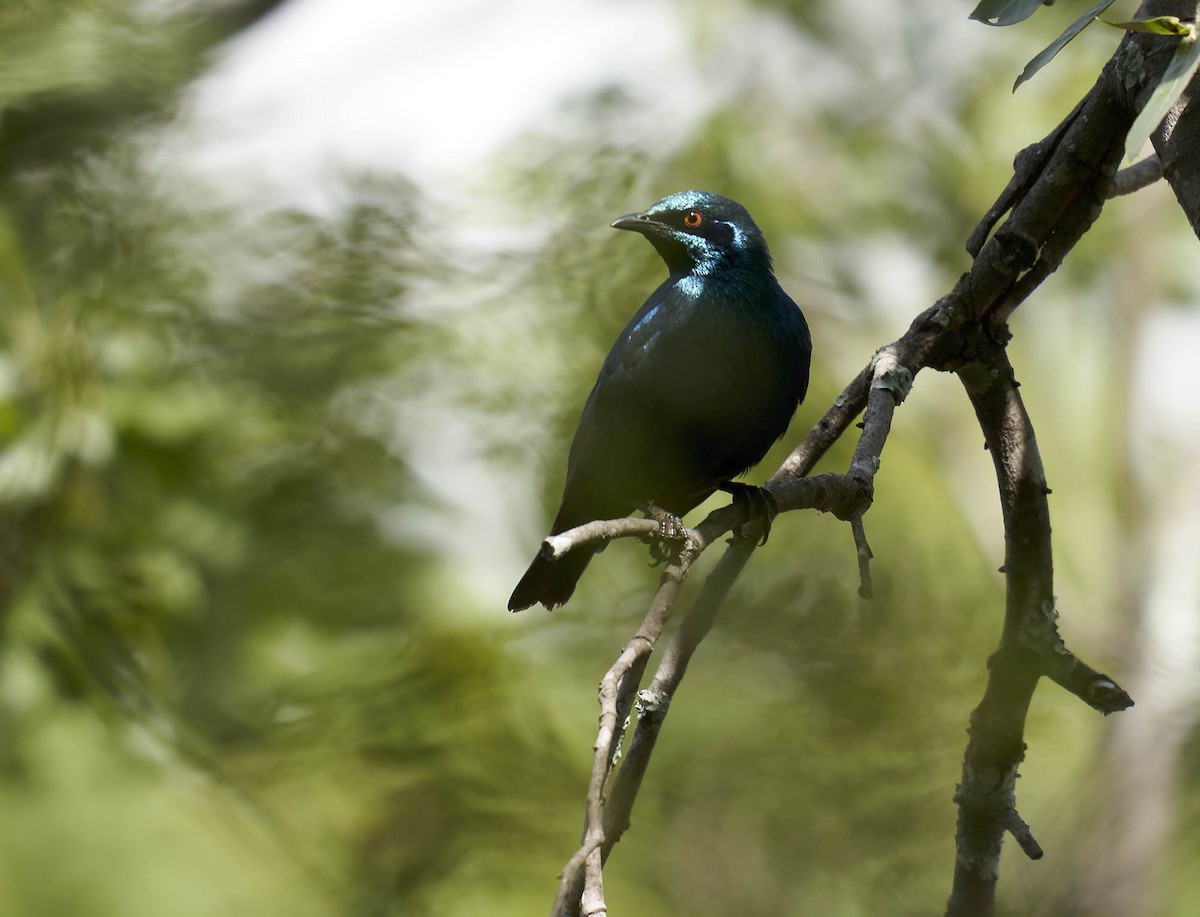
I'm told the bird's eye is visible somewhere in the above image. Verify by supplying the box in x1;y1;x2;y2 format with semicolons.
683;210;703;228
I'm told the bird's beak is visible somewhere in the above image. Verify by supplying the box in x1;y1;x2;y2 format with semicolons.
611;212;668;236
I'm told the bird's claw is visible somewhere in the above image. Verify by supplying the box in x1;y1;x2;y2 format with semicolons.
641;505;688;566
721;483;778;546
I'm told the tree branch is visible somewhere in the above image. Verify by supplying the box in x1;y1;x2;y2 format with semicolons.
946;340;1132;917
1146;0;1200;237
545;5;1194;911
1109;155;1163;197
551;341;933;915
549;529;700;917
542;517;667;559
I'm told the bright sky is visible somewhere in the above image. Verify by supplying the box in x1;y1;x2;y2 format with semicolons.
173;0;718;210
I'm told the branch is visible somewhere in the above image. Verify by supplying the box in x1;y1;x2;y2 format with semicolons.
593;350;918;848
552;345;927;916
946;340;1133;917
602;535;759;854
1109;155;1164;197
541;517;667;559
965;69;1131;327
549;528;702;917
549;9;1181;911
1145;0;1200;237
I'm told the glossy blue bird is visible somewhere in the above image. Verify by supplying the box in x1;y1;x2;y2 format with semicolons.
509;191;811;611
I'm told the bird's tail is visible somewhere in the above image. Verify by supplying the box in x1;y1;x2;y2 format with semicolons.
508;545;597;611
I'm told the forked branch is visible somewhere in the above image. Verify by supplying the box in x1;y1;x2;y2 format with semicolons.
947;339;1132;917
545;11;1191;915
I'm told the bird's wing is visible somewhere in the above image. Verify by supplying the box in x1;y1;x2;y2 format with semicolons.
555;278;810;529
553;280;692;527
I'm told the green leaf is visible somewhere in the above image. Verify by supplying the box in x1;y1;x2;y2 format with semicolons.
1124;28;1200;162
1102;16;1193;36
1013;0;1119;91
970;0;1048;26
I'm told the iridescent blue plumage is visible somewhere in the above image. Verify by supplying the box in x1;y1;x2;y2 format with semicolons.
509;191;811;611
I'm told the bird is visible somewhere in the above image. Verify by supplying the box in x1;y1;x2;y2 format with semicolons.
509;190;811;611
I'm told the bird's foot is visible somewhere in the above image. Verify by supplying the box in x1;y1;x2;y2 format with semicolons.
720;482;778;546
641;504;689;566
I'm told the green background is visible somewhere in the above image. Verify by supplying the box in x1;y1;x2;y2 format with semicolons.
0;2;1195;915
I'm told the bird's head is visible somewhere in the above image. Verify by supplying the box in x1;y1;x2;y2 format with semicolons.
611;190;771;277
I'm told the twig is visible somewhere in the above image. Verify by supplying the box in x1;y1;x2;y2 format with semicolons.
1004;809;1044;862
542;517;665;559
850;512;874;599
1109;155;1163;197
843;349;913;595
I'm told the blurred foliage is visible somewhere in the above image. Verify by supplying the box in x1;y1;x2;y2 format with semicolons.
0;2;1196;917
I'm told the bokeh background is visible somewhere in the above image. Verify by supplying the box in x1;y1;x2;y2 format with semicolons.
2;1;1198;915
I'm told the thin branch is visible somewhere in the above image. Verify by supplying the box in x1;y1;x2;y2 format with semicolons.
844;349;912;595
549;535;702;917
549;473;869;915
573;347;919;900
601;537;761;862
581;846;606;917
1042;651;1135;714
542;517;666;559
1004;808;1044;862
850;511;874;599
771;364;873;482
1109;155;1163;197
975;83;1130;326
770;320;942;488
556;535;758;917
966;96;1087;258
553;346;927;914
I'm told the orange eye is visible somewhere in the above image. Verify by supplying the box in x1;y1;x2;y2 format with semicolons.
683;210;703;228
